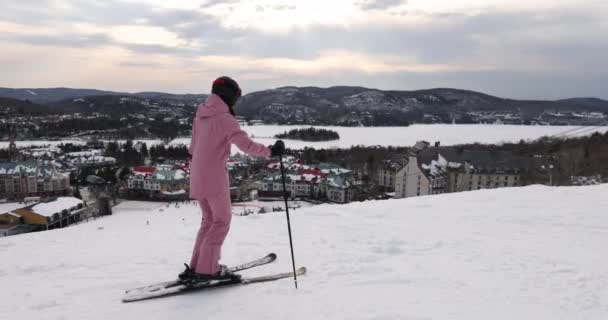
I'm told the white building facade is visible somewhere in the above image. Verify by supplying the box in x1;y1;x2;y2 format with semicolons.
394;155;431;198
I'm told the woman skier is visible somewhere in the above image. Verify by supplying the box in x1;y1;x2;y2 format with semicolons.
181;76;285;282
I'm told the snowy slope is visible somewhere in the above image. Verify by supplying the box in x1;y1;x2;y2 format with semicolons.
1;185;608;319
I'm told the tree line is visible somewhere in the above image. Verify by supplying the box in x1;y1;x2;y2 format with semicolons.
275;127;340;141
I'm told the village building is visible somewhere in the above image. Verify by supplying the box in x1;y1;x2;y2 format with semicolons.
323;175;355;203
259;161;355;204
259;169;325;199
395;142;532;199
394;152;432;198
60;150;116;168
152;165;189;199
0;160;71;200
1;197;85;236
377;159;403;191
124;163;189;200
126;166;156;193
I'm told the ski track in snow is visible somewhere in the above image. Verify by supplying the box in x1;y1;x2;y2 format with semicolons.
1;185;608;319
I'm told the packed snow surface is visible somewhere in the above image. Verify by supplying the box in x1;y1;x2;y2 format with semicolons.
1;185;608;319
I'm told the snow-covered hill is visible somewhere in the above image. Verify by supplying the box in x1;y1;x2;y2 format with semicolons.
2;185;608;319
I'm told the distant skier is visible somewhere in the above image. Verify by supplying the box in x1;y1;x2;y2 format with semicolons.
181;76;285;282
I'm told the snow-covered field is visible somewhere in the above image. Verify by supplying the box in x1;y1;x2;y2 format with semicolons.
171;124;608;150
2;185;608;319
3;125;606;150
231;200;315;215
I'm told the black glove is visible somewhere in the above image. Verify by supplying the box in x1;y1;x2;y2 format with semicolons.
269;140;285;157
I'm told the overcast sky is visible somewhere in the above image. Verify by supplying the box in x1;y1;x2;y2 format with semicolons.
1;0;607;99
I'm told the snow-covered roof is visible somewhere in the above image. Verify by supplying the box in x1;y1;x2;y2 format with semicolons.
65;150;103;157
291;173;321;184
421;153;451;178
28;197;84;217
162;190;186;195
417;147;530;175
153;169;187;181
325;175;351;189
227;161;248;170
266;156;299;170
7;212;21;218
132;167;155;177
321;168;351;175
0;160;37;175
61;154;116;165
0;202;27;214
298;168;329;177
382;159;403;171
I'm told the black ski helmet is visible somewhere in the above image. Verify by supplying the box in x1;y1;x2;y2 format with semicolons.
211;76;242;111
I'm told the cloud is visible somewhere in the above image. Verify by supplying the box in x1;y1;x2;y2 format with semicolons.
0;0;607;99
200;0;241;9
0;32;112;48
357;0;406;10
197;49;479;77
118;61;167;68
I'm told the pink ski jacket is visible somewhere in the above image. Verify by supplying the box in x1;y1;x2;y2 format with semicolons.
189;94;271;199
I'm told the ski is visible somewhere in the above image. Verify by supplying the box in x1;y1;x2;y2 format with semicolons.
122;266;306;303
124;253;277;295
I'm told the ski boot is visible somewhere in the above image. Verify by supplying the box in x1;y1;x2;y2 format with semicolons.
178;263;195;281
188;265;242;284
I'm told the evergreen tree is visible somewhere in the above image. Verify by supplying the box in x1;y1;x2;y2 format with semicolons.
73;186;82;199
141;142;149;159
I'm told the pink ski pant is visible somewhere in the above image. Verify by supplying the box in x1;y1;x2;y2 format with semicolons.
189;192;232;274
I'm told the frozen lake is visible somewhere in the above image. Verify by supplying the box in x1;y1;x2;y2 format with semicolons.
174;124;608;151
4;124;607;150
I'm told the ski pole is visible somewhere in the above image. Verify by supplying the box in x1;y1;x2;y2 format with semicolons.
279;153;298;289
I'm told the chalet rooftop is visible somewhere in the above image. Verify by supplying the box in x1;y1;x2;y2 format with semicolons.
0;202;27;214
0;160;37;175
23;197;84;217
381;159;404;171
153;168;187;181
416;147;534;173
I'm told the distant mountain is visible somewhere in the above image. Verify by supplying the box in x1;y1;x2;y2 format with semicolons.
46;95;153;114
1;86;607;125
0;87;207;105
0;96;50;114
0;87;128;104
235;86;608;125
557;98;608;110
133;92;207;106
45;94;206;115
